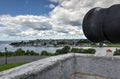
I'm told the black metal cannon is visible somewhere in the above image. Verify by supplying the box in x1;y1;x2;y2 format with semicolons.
82;4;120;43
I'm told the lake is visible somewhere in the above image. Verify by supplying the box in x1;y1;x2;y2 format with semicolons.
0;41;120;56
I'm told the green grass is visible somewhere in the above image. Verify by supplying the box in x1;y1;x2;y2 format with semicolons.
107;44;120;47
0;62;28;71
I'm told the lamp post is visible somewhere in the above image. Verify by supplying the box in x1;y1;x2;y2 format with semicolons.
4;47;8;64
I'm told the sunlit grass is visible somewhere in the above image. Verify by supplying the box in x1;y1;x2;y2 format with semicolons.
0;62;28;71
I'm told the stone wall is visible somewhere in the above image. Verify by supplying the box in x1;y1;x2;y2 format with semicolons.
0;53;120;79
75;54;120;79
0;53;75;79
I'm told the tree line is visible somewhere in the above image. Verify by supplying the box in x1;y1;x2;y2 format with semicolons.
41;46;96;56
0;48;39;56
0;46;96;57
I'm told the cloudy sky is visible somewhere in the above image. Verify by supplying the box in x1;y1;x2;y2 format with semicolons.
0;0;119;40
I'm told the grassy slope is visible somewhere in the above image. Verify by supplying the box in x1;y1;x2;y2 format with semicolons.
0;62;27;71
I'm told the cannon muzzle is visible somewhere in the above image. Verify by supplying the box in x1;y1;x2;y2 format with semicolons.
82;4;120;43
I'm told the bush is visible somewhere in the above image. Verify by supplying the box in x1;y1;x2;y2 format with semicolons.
55;46;71;55
0;48;39;57
0;52;4;56
114;48;120;55
25;50;31;55
14;48;25;56
55;49;63;55
71;48;96;54
7;51;15;56
25;50;39;56
62;46;71;54
71;48;79;53
84;48;96;54
41;50;54;56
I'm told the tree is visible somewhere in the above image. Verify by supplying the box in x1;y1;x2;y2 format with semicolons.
15;48;25;56
55;46;71;55
25;50;31;55
0;52;3;56
41;50;54;56
99;42;103;47
55;49;63;55
41;50;49;56
62;46;71;54
30;50;38;55
71;48;78;53
114;48;120;55
7;51;14;56
86;49;96;54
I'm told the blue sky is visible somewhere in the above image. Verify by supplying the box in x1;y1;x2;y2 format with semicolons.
0;0;54;16
0;0;118;41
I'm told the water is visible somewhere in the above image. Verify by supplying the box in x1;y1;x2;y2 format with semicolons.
0;41;62;53
0;41;120;55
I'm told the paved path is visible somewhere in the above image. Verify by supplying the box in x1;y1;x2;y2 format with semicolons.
0;56;47;64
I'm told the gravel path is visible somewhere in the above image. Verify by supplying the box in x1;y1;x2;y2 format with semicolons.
0;56;47;64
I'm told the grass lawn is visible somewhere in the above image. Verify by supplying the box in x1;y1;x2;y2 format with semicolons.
107;44;120;47
0;62;28;71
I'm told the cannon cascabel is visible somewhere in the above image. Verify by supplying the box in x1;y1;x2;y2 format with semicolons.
82;4;120;43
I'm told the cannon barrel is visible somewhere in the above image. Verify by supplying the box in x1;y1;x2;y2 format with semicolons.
82;4;120;43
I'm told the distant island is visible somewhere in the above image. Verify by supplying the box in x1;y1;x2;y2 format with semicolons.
9;39;120;47
9;39;111;47
10;39;93;47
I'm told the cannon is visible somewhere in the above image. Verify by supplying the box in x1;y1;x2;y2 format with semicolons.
82;4;120;43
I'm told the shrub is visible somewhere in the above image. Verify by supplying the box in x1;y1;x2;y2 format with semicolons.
14;48;25;56
41;50;54;56
71;48;79;53
62;46;71;54
85;48;96;54
0;52;4;56
55;49;63;55
114;48;120;55
55;46;71;55
0;48;39;57
71;48;96;54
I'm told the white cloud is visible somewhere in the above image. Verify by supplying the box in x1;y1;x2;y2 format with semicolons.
0;15;53;38
0;14;82;39
50;0;120;25
49;4;55;8
1;0;120;40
